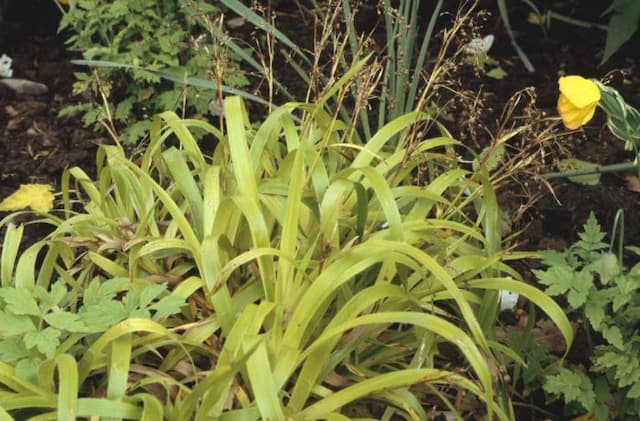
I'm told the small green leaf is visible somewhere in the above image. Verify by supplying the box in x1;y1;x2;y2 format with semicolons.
100;277;129;297
115;97;135;121
544;368;595;411
592;376;611;420
120;120;151;145
539;250;567;267
596;350;625;370
80;301;127;330
84;277;127;306
149;295;185;320
44;312;90;333
577;213;607;249
122;289;142;313
486;67;507;79
601;325;624;350
139;284;167;308
627;381;640;399
612;275;638;310
0;287;41;316
534;264;573;296
567;270;593;309
0;337;28;362
23;327;61;359
584;289;610;330
15;357;42;383
33;281;67;311
83;278;103;305
557;159;601;185
129;308;151;319
473;145;505;172
0;311;36;336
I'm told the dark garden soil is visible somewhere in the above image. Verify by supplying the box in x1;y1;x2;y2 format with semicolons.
472;0;640;253
2;0;638;251
1;0;639;419
0;0;102;242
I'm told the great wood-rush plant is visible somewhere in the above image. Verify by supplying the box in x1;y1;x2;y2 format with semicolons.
0;56;571;419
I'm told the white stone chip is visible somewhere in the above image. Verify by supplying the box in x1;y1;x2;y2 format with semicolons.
0;54;13;78
498;290;519;311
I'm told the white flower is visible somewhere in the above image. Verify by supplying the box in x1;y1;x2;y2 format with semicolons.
0;54;13;78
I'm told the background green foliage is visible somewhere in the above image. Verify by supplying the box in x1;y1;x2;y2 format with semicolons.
59;0;248;144
535;213;640;419
601;0;640;63
502;0;640;70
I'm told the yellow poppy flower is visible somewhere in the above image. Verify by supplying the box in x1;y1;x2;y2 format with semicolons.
557;76;601;129
0;184;55;213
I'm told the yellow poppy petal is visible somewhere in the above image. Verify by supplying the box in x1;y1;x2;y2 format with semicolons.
557;76;601;129
0;184;55;213
557;93;597;130
558;76;600;108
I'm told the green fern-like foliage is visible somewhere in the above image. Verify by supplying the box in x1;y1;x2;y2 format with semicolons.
537;212;640;420
59;0;248;144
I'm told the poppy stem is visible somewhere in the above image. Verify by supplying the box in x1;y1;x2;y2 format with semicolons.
542;161;639;180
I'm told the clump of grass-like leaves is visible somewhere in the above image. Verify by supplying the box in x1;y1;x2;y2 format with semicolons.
0;61;570;419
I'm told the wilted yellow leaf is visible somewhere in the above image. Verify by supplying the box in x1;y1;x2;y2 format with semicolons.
0;184;55;213
625;175;640;192
527;12;546;25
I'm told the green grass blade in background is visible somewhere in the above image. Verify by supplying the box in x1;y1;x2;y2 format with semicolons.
55;354;79;421
14;242;47;288
406;0;443;112
0;405;13;421
287;283;407;412
78;319;174;383
351;112;429;169
1;223;22;287
225;97;277;300
194;302;273;419
130;393;164;421
496;0;535;72
476;168;502;337
75;399;142;419
275;144;307;324
343;167;404;241
71;59;271;107
119;160;201;253
245;340;285;419
106;333;132;418
217;0;311;66
162;147;205;239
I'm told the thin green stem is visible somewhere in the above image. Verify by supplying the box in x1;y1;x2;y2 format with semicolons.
542;161;639;180
549;11;608;31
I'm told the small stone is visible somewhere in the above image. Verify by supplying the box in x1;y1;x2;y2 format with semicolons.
226;16;246;28
0;78;49;96
4;105;18;117
0;54;13;77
